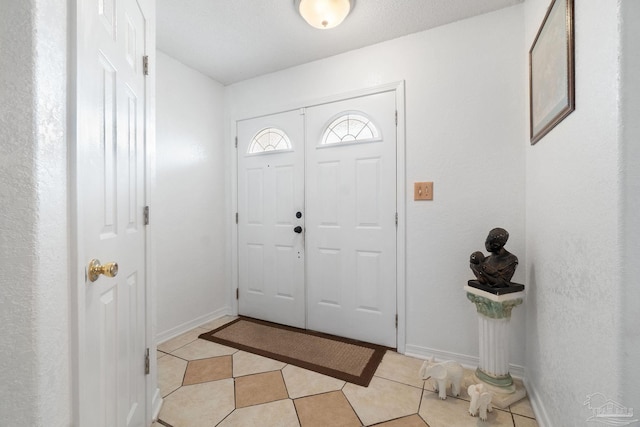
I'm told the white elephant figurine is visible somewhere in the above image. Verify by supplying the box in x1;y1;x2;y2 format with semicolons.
418;357;463;400
468;383;493;421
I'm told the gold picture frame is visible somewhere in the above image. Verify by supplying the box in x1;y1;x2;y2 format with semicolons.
529;0;575;145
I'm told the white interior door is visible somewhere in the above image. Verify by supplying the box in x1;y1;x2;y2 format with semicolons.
305;91;397;347
76;0;148;425
237;110;306;328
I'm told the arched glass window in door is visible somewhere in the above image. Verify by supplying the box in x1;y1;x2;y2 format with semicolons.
321;113;380;145
248;128;292;154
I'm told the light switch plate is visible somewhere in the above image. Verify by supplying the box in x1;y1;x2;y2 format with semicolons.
414;182;433;200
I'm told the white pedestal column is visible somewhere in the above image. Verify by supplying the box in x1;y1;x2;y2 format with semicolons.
465;285;526;408
478;315;511;383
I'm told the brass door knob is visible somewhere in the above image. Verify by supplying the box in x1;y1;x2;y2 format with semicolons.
88;259;118;282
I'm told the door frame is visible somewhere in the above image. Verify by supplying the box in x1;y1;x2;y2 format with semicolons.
230;81;406;352
69;0;160;425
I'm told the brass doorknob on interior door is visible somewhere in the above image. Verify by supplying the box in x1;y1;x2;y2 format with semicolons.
88;259;118;282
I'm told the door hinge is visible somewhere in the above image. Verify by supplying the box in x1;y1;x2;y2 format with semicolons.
395;314;398;328
143;56;149;76
235;212;238;224
235;137;238;148
395;212;398;226
144;348;150;375
395;110;398;126
144;206;150;225
236;288;239;300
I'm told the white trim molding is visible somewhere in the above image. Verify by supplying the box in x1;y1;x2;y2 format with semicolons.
230;81;407;351
156;307;233;344
522;376;550;427
404;344;525;380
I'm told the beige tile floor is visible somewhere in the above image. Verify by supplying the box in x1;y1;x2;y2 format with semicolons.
154;316;538;427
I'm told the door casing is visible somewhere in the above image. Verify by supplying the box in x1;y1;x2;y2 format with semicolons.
230;82;406;353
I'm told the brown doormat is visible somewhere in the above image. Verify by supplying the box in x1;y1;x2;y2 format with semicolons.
198;317;389;387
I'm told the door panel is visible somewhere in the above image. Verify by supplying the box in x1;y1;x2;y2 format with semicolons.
77;0;147;425
305;91;397;347
237;110;305;328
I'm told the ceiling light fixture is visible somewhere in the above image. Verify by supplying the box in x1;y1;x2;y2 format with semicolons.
296;0;352;30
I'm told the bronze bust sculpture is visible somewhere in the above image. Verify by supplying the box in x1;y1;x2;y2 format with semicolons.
469;228;518;288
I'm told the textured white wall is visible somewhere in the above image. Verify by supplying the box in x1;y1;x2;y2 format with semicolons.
226;5;527;368
524;1;629;425
155;51;229;340
0;1;70;425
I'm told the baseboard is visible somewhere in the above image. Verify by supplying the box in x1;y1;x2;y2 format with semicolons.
403;344;525;379
156;306;233;344
523;376;551;427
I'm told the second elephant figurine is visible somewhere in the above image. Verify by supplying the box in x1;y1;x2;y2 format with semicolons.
468;383;494;421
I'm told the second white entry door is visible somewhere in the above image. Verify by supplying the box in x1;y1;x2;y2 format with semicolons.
305;91;397;348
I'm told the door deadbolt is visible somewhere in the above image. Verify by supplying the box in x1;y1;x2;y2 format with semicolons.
88;259;119;282
296;211;302;219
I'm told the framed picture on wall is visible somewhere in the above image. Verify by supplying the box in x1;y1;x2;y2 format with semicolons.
529;0;575;145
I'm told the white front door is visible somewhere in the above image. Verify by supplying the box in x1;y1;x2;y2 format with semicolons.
237;110;306;328
76;0;148;425
236;91;397;347
305;91;397;347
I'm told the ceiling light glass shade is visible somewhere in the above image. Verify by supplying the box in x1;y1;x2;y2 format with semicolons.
298;0;351;29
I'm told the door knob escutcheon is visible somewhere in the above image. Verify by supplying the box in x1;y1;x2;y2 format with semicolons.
88;259;119;282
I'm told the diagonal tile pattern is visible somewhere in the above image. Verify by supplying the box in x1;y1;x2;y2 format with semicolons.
374;351;426;389
342;376;423;426
282;364;345;399
160;379;235;427
158;354;187;397
419;390;514;427
172;338;237;360
156;315;540;427
294;391;361;427
232;350;286;377
235;370;289;408
183;355;232;386
218;399;299;427
375;414;429;427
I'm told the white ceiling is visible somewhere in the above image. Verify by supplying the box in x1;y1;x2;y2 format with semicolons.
157;0;523;86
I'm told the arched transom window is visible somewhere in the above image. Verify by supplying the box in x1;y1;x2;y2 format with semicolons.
248;128;292;154
321;113;380;145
